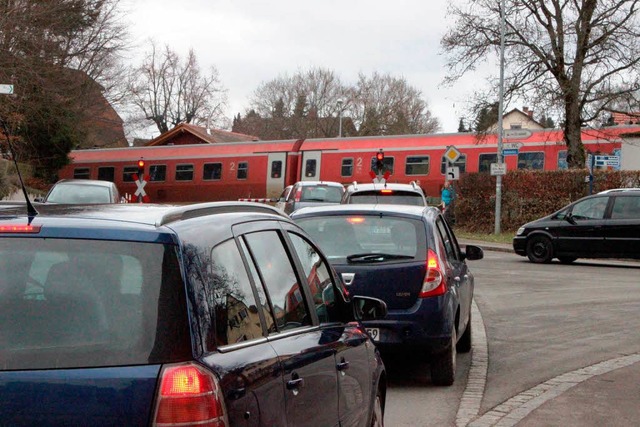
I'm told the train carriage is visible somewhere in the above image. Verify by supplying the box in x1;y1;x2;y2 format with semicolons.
59;125;640;203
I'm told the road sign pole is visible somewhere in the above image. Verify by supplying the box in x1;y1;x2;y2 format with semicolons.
589;155;595;195
495;0;506;235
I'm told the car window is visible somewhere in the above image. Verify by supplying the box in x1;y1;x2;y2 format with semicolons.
0;238;191;370
47;184;112;203
300;186;344;203
200;239;265;349
435;216;460;262
296;215;426;261
611;196;640;219
287;232;340;324
571;197;609;220
348;191;425;206
243;231;312;331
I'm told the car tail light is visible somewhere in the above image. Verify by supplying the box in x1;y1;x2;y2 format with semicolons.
153;362;228;427
294;188;302;202
0;224;41;233
346;216;366;224
419;249;446;298
380;189;393;194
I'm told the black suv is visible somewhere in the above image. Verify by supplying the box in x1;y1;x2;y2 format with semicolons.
0;202;387;426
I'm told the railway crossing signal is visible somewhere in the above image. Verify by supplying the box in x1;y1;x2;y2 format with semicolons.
370;149;390;183
132;158;150;203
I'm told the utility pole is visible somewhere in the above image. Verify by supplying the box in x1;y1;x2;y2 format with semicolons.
494;0;506;235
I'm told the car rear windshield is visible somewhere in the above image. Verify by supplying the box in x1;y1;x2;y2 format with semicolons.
47;184;112;203
348;191;425;206
300;186;344;203
295;215;426;262
0;238;191;370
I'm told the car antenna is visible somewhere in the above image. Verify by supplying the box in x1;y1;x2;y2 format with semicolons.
0;119;38;219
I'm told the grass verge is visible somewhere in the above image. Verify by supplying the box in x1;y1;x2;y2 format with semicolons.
454;229;514;245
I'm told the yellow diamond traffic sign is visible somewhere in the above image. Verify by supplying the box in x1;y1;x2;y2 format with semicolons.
444;146;461;163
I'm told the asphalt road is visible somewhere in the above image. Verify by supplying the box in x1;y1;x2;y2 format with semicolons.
384;249;640;426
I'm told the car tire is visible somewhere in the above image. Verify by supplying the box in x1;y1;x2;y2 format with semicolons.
430;324;456;386
456;314;472;353
558;256;577;264
526;235;553;263
370;387;384;427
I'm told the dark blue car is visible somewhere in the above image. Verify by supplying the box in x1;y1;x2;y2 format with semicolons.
0;202;387;426
291;204;483;386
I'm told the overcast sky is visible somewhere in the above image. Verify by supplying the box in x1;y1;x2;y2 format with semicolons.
120;0;493;138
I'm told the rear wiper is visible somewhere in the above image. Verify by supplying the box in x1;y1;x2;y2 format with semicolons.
347;253;413;263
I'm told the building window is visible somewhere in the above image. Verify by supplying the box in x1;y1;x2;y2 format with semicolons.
73;168;90;179
341;158;353;177
518;152;544;170
203;163;222;180
237;162;248;180
440;154;466;174
97;167;114;182
479;153;498;173
175;164;194;181
270;161;282;179
149;165;166;182
122;166;138;182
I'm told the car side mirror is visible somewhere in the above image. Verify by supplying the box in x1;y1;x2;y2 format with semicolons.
462;244;484;261
352;295;387;321
33;196;44;203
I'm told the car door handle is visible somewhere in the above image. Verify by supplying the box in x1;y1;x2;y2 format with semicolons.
336;360;350;371
286;377;305;390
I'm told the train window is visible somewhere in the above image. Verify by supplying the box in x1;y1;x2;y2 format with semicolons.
73;168;90;179
440;154;466;174
203;163;222;180
406;156;430;175
237;162;248;180
175;164;194;181
341;158;354;177
518;152;544;170
149;165;166;182
97;167;115;182
305;159;317;177
270;161;282;179
478;153;498;173
122;166;137;182
370;156;394;174
558;151;568;170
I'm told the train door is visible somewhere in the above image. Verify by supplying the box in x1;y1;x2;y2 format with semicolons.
267;152;287;199
301;151;321;181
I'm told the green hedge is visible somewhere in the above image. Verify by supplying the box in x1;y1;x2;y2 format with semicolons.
453;169;640;233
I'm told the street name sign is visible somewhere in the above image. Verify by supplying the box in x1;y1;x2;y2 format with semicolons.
0;84;14;94
503;129;532;139
490;163;507;176
594;155;620;167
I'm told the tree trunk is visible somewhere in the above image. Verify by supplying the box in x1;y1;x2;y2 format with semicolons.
564;94;586;169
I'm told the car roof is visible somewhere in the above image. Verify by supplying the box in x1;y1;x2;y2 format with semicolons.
346;181;424;193
597;188;640;194
294;181;344;187
291;203;436;219
0;202;288;238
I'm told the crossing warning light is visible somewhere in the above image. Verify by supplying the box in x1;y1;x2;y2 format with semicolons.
375;150;385;173
137;158;145;178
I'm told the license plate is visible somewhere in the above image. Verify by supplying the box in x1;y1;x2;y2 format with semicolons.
366;328;380;341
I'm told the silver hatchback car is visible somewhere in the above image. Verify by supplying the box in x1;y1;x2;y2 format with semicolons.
281;181;345;215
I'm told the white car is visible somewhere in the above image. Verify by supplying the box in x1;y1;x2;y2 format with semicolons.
37;179;122;204
598;187;640;194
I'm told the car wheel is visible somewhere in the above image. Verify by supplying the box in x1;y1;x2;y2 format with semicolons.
526;235;553;263
558;256;577;264
456;314;472;353
430;324;456;386
370;387;384;427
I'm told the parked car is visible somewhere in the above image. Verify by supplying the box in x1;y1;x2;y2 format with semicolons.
36;179;122;204
598;187;640;194
513;191;640;263
342;181;427;206
274;184;293;212
281;181;345;214
291;204;484;386
0;202;387;426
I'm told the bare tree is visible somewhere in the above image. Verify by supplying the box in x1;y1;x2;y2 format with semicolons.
441;0;640;168
128;41;228;134
0;0;129;180
237;67;439;139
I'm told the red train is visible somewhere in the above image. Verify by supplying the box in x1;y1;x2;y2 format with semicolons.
58;126;640;203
